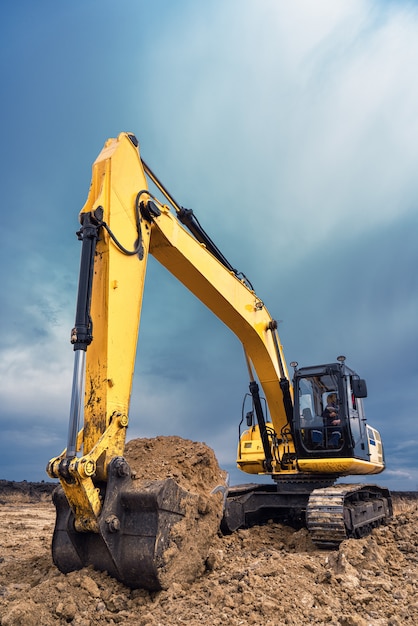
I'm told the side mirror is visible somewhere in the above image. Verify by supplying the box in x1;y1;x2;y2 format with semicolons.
352;378;367;398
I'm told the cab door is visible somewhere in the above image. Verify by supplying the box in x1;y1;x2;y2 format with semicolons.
345;375;369;461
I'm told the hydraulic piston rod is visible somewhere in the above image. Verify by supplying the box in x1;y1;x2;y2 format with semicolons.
66;209;102;458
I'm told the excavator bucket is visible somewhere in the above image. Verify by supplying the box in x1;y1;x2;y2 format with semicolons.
51;457;221;590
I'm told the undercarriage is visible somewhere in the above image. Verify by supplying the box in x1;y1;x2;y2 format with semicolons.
222;478;393;549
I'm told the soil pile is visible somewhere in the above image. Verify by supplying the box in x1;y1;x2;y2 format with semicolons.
124;437;228;589
124;436;227;494
0;438;417;625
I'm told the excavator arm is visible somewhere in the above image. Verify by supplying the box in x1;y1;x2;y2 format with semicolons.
47;132;292;502
46;132;294;587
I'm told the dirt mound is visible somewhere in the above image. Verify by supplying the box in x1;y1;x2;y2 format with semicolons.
0;439;417;625
123;436;228;589
124;435;227;495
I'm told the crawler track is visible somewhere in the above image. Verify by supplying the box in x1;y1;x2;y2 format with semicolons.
306;484;393;548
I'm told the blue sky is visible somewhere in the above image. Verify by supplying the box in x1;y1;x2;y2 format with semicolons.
0;0;417;491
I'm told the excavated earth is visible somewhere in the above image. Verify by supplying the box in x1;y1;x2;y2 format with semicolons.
0;436;417;626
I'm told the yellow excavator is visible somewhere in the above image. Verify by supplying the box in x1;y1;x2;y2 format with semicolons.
47;132;392;589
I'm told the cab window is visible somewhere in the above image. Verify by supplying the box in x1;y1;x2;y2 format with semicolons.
297;374;343;451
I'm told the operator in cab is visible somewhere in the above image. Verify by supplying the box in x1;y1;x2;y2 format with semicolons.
322;393;341;447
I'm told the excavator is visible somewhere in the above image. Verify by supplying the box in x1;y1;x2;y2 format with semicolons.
47;132;392;590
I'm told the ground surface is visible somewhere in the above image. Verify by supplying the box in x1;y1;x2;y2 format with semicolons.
0;438;417;626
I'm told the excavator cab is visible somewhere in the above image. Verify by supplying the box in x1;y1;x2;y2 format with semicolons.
292;358;385;473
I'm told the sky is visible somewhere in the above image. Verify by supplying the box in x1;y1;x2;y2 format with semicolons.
0;0;417;492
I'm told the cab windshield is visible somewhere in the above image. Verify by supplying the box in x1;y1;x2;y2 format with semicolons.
296;373;343;451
